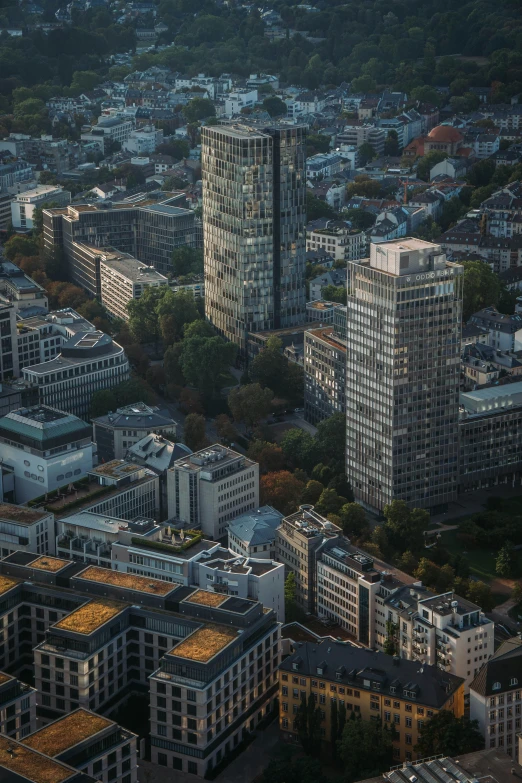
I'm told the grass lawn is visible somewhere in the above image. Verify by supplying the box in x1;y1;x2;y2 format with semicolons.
439;528;498;582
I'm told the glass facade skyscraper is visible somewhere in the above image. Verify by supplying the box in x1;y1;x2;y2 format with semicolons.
346;239;463;513
202;122;306;354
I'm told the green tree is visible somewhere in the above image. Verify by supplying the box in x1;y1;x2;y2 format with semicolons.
90;389;117;419
228;383;274;430
338;717;393;780
384;130;400;156
163;343;185;386
315;412;347;469
461;260;502;320
415;711;483;757
322;284;347;304
157;290;199;345
345;208;375;230
3;234;39;260
183;319;215;338
414;557;441;588
398;550;419;574
69;70;101;94
306;191;337;221
339;503;369;540
284;571;304;622
357;143;377;166
351;75;377;93
263;95;287;117
466;580;494;611
180;335;237;398
279;428;316;473
416;151;448;181
295;693;322;754
183;97;216;122
183;413;206;451
246;439;285;473
383;620;398;655
301;480;324;506
512;582;522;604
171;246;203;276
383;499;429;553
127;287;163;345
496;542;516;578
315;488;348;516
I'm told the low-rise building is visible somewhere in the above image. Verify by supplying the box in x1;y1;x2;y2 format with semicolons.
279;640;464;763
306;223;365;262
93;402;177;463
0;260;48;316
167;445;259;540
22;331;130;420
305;300;344;324
470;637;522;758
0;405;93;505
306;153;342;180
227;506;283;559
308;268;347;302
0;671;37;740
99;250;168;321
224;89;258;116
304;325;346;425
123;125;163;155
468;307;522;351
0;504;55;557
11;185;70;230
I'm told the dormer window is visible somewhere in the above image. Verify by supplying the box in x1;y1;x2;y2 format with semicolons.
390;686;396;694
510;678;518;686
492;682;501;691
317;667;323;676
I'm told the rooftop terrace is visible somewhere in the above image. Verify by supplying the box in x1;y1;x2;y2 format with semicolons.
0;503;50;526
170;624;238;662
54;599;127;635
90;460;143;479
76;566;174;595
24;710;113;757
0;736;73;783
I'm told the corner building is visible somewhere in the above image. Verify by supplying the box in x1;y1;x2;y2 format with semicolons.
202;123;306;354
346;239;463;513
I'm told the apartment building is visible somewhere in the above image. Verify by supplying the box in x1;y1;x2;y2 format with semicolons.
0;504;55;557
306;153;343;180
0;554;280;778
22;331;130;420
0;735;101;783
42;201;197;290
123;125;163;155
16;307;98;371
227;506;283;559
92;402;177;462
0;405;93;504
0;671;37;740
275;505;341;614
11;185;70;231
346;239;463;513
306;223;365;262
0;260;48;317
167;445;259;540
336;124;386;157
470;637;522;759
459;382;522;491
382;587;494;690
0;302;19;382
468;307;522;351
279;640;464;763
202;122;306;354
304;325;347;425
81;115;135;152
99;249;168;321
23;709;138;783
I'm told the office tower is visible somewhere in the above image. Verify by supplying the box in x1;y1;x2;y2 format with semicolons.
346;239;463;513
202;122;306;353
0;302;19;381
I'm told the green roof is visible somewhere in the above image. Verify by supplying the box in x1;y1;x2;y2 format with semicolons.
0;408;91;451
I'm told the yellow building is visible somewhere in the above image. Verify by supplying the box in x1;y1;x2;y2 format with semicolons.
279;640;465;763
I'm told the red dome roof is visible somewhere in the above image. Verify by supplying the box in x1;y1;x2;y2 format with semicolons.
427;125;463;143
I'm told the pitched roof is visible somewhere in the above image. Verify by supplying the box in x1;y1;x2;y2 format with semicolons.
470;637;522;697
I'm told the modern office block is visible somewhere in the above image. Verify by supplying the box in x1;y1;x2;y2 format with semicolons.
304;325;347;425
0;302;19;382
98;249;168;321
167;445;259;540
0;671;37;740
346;239;463;513
202;122;306;353
0;504;55;557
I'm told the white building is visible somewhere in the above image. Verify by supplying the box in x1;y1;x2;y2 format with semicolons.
175;74;218;99
227;506;283;558
0;504;55;558
167;445;259;540
470;637;522;758
224;89;258;117
99;250;168;321
306;152;342;180
16;307;96;371
122;125;164;155
11;185;70;231
468;307;522;351
0;260;48;317
22;331;130;420
0;405;93;505
81;115;135;153
306;223;365;261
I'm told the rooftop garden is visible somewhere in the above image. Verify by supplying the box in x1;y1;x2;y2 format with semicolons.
77;566;174;595
0;736;72;783
55;599;126;635
0;672;13;685
170;624;237;662
30;557;69;573
0;503;47;524
0;575;20;596
131;530;202;555
93;460;140;478
24;710;112;757
185;590;227;608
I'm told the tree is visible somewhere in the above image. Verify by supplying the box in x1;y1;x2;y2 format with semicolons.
315;488;348;516
228;383;274;430
383;620;398;655
171;246;203;276
3;234;39;261
163;343;185;387
338;717;393;780
263;95;287;117
183;97;216;122
512;582;522;604
279;428;316;473
467;158;496;188
351;75;377;93
415;711;484;757
301;480;324;506
414;558;441;588
398;550;419;574
383;500;429;553
157;290;200;344
295;693;322;754
496;542;516;578
322;284;347;304
345;208;375;230
339;503;369;540
181;335;237;398
416;151;448;182
306;191;337;221
260;471;305;515
357;143;377;166
127;287;163;345
461;260;502;321
284;571;304;622
384;130;400;157
215;413;238;444
183;319;215;338
466;580;494;612
183;413;206;451
247;439;285;473
316;413;347;469
90;389;117;419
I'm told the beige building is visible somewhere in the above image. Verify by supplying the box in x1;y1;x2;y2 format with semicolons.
99;249;168;321
306;224;365;262
0;671;37;740
168;445;259;540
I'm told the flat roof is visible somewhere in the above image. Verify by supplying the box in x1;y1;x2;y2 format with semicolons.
89;460;143;479
0;736;73;783
0;671;13;686
54;599;127;635
29;556;70;573
24;710;113;757
184;590;228;608
0;574;20;596
0;504;50;526
170;624;238;662
99;251;168;283
76;566;175;595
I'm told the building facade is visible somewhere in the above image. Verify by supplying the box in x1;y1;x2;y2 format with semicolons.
346;239;463;513
92;403;177;462
99;250;168;321
304;325;347;425
0;672;37;740
0;303;19;382
202;122;307;354
0;504;55;557
11;185;70;231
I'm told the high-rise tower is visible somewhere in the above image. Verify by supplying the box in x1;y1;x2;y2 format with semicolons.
345;239;463;513
201;122;306;354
